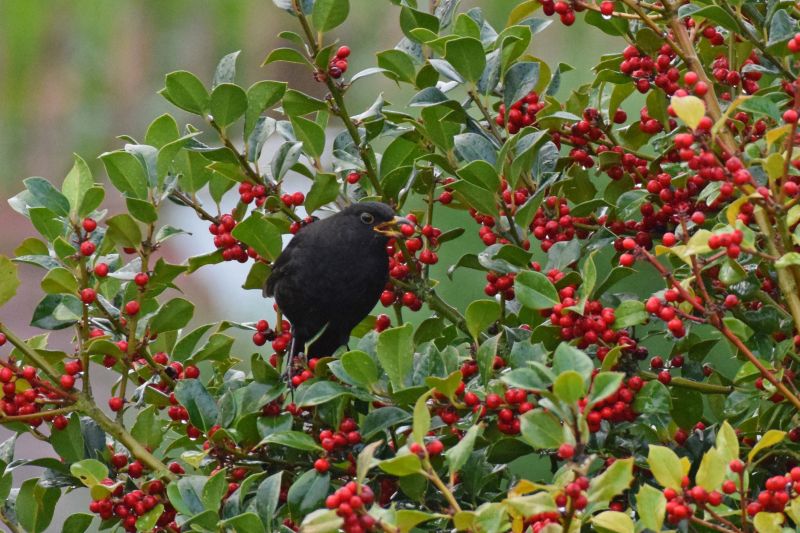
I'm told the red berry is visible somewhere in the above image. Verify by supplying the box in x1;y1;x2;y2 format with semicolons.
60;374;76;389
619;253;634;267
82;218;97;232
124;301;140;315
346;172;361;184
314;458;330;473
184;365;200;379
94;263;109;277
784;109;799;123
426;439;444;456
134;273;149;287
336;45;351;59
80;288;97;304
108;397;124;412
80;241;96;256
557;443;575;460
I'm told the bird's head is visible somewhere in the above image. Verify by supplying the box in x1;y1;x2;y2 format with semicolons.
341;202;412;239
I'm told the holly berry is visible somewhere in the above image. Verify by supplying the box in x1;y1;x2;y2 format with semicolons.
124;301;140;315
314;458;330;473
557;443;575;460
784;109;799;123
94;263;109;277
109;397;124;412
134;273;149;287
82;218;97;232
80;288;97;304
60;374;76;389
80;241;96;256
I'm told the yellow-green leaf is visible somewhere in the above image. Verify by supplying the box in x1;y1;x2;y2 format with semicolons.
753;512;784;533
592;511;634;533
716;420;740;464
636;484;666;532
748;430;786;462
696;447;726;491
0;256;21;307
671;95;706;130
647;445;683;490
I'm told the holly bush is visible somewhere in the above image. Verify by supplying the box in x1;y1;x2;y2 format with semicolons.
5;0;800;532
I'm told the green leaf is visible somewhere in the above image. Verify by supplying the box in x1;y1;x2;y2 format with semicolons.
379;454;424;476
162;70;209;114
768;9;795;47
477;334;500;387
30;294;82;330
587;457;633;506
503;62;540;112
592;511;633;533
515;270;559;310
80;187;104;218
305;173;339;213
174;379;219;431
647;445;683;490
231;213;283;261
0;256;21;307
290;116;325;158
412;390;432;445
748;430;785;462
425;371;463;403
445;424;481;478
340;350;378;389
50;413;85;464
145;114;180;148
588;372;624;406
62;513;94;533
520;409;566;449
262;48;311;66
100;150;149;199
377;50;417;84
256;472;283;531
553;343;594;381
283;89;327;116
613;300;648;329
61;155;94;218
245;81;286;137
444;37;485;83
16;478;60;533
465;299;500;341
209;83;247;127
260;431;324;452
362;407;411;439
24;177;70;217
294;380;351;407
149;298;195;333
106;214;142;248
125;197;158;224
377;323;414;391
70;459;108;487
287;470;330;521
136;504;164;533
636;484;666;532
312;0;349;32
131;405;164;451
553;370;585;404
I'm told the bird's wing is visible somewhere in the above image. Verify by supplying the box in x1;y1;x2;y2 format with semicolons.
264;232;303;298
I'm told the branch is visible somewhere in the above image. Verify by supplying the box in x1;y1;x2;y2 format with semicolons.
639;371;733;394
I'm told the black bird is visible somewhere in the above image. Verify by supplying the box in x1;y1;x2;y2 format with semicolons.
264;202;409;358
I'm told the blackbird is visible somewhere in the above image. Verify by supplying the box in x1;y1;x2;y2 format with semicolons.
264;202;410;357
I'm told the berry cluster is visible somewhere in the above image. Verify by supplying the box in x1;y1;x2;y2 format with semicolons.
644;292;688;338
280;191;305;208
484;271;516;299
209;214;257;262
711;54;762;96
495;90;545;134
582;375;643;432
553;473;590;512
252;318;293;354
0;363;66;426
238;182;270;206
87;480;176;532
620;44;679;95
325;481;377;533
327;46;351;79
530;196;590;252
470;388;534;435
537;0;582;26
79;217;98;256
380;217;442;311
650;353;686;385
319;417;362;454
542;272;628;349
707;229;745;259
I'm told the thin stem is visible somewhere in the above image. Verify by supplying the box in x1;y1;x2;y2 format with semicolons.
467;89;504;145
423;462;462;514
291;0;384;200
0;508;20;533
639;371;732;394
0;405;76;423
702;504;746;533
208;119;265;187
169;190;220;224
690;515;736;533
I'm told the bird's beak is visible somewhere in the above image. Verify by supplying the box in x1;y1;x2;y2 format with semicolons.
374;216;413;237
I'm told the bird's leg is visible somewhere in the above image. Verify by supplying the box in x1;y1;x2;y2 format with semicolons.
286;335;296;402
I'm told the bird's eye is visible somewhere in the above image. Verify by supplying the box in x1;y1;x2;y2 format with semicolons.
360;212;374;224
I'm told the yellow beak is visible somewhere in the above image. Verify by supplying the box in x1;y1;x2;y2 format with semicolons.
374;216;413;237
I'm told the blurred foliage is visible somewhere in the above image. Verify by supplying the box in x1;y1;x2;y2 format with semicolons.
0;0;613;193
